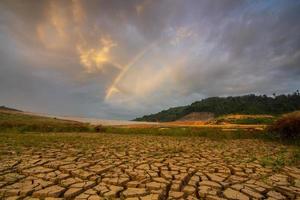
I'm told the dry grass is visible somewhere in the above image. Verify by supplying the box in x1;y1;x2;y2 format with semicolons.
0;110;94;133
224;114;275;119
269;111;300;140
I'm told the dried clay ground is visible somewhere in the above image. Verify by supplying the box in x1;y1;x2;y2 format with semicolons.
0;132;300;200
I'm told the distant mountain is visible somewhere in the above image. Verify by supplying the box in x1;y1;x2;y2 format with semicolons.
0;106;22;112
134;91;300;122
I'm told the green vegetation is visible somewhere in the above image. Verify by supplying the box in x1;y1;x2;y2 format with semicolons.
0;132;103;152
103;126;300;146
0;110;94;133
230;117;275;124
104;126;270;140
259;148;300;170
260;155;285;171
134;91;300;122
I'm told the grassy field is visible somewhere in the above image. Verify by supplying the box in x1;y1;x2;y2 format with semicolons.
105;126;266;139
1;110;300;199
0;109;299;144
105;126;300;146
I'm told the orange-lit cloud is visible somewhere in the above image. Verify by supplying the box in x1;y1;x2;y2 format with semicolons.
77;36;119;73
36;1;68;49
72;0;85;24
48;1;67;39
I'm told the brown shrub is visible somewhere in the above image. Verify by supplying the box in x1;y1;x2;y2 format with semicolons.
269;111;300;140
94;125;106;132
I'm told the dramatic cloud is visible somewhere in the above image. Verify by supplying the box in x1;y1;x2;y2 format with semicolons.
0;0;299;119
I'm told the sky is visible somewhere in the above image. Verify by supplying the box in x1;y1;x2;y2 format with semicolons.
0;0;300;120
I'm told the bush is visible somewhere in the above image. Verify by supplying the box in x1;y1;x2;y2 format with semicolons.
94;125;106;132
269;111;300;140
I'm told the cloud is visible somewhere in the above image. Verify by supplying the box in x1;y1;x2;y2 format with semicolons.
77;36;120;73
0;0;299;119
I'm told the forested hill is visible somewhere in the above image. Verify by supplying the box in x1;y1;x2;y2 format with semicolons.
134;92;300;122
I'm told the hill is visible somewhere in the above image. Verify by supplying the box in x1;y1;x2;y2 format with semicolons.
0;108;93;132
177;112;214;121
134;92;300;122
0;106;22;112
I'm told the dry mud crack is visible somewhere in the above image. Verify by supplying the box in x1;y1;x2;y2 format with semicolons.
0;133;299;199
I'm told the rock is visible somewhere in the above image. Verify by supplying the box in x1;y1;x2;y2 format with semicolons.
206;173;226;182
146;182;165;190
122;188;148;198
206;195;227;200
223;188;249;200
168;191;184;199
33;185;66;198
125;197;140;200
6;197;22;200
64;187;83;199
89;165;111;174
88;195;104;200
153;177;169;184
275;186;297;199
71;169;94;180
231;184;244;191
103;185;123;198
267;190;286;200
170;183;181;191
23;166;54;175
183;185;196;194
127;181;140;188
140;194;160;200
294;179;300;188
241;188;263;199
199;180;222;189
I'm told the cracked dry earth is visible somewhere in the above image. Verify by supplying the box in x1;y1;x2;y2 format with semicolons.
0;133;300;200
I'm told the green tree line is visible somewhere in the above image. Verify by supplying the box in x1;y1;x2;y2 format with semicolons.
134;91;300;122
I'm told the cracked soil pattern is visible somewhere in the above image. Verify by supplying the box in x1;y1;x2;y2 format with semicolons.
0;133;299;200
